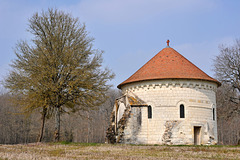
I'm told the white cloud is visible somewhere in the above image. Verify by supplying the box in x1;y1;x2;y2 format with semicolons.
67;0;217;24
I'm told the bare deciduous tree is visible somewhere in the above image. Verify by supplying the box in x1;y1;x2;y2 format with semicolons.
4;8;114;142
213;40;240;145
213;40;240;104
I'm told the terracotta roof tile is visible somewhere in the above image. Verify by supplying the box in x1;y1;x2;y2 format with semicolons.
118;47;220;89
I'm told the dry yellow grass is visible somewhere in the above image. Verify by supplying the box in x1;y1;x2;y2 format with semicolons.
0;143;239;160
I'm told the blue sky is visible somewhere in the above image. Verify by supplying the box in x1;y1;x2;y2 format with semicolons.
0;0;240;89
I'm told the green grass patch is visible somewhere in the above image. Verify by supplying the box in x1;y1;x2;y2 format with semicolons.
60;141;72;145
76;142;101;146
52;141;102;146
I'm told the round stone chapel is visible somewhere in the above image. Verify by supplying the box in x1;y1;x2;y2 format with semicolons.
106;41;220;145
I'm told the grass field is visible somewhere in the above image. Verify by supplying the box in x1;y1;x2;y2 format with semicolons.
0;142;239;160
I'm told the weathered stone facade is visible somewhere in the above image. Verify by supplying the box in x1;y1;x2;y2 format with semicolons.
106;45;219;145
120;80;218;145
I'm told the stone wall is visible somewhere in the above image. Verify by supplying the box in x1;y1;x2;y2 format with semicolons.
122;107;142;144
121;79;218;145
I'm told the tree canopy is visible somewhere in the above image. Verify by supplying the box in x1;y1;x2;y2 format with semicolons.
4;8;114;141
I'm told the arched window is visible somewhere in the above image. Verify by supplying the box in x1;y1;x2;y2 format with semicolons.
148;105;152;119
213;108;215;121
180;104;185;118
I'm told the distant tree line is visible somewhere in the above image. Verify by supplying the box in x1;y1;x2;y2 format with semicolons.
0;89;119;144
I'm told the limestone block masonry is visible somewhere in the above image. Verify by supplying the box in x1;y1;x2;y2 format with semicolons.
121;79;218;145
106;45;220;145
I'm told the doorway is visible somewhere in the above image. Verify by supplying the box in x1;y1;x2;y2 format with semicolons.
194;126;201;145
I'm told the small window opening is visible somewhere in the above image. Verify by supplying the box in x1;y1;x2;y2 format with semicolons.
148;105;152;119
213;108;215;121
180;104;185;118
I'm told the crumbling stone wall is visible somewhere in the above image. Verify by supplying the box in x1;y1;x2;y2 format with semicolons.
107;79;218;145
122;107;142;144
206;122;217;145
162;120;180;145
115;104;131;143
120;80;218;145
106;93;146;144
105;111;116;143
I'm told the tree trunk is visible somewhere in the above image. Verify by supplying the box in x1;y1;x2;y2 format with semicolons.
38;107;47;142
54;106;60;142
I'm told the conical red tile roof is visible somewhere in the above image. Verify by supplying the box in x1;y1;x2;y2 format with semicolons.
118;47;220;89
